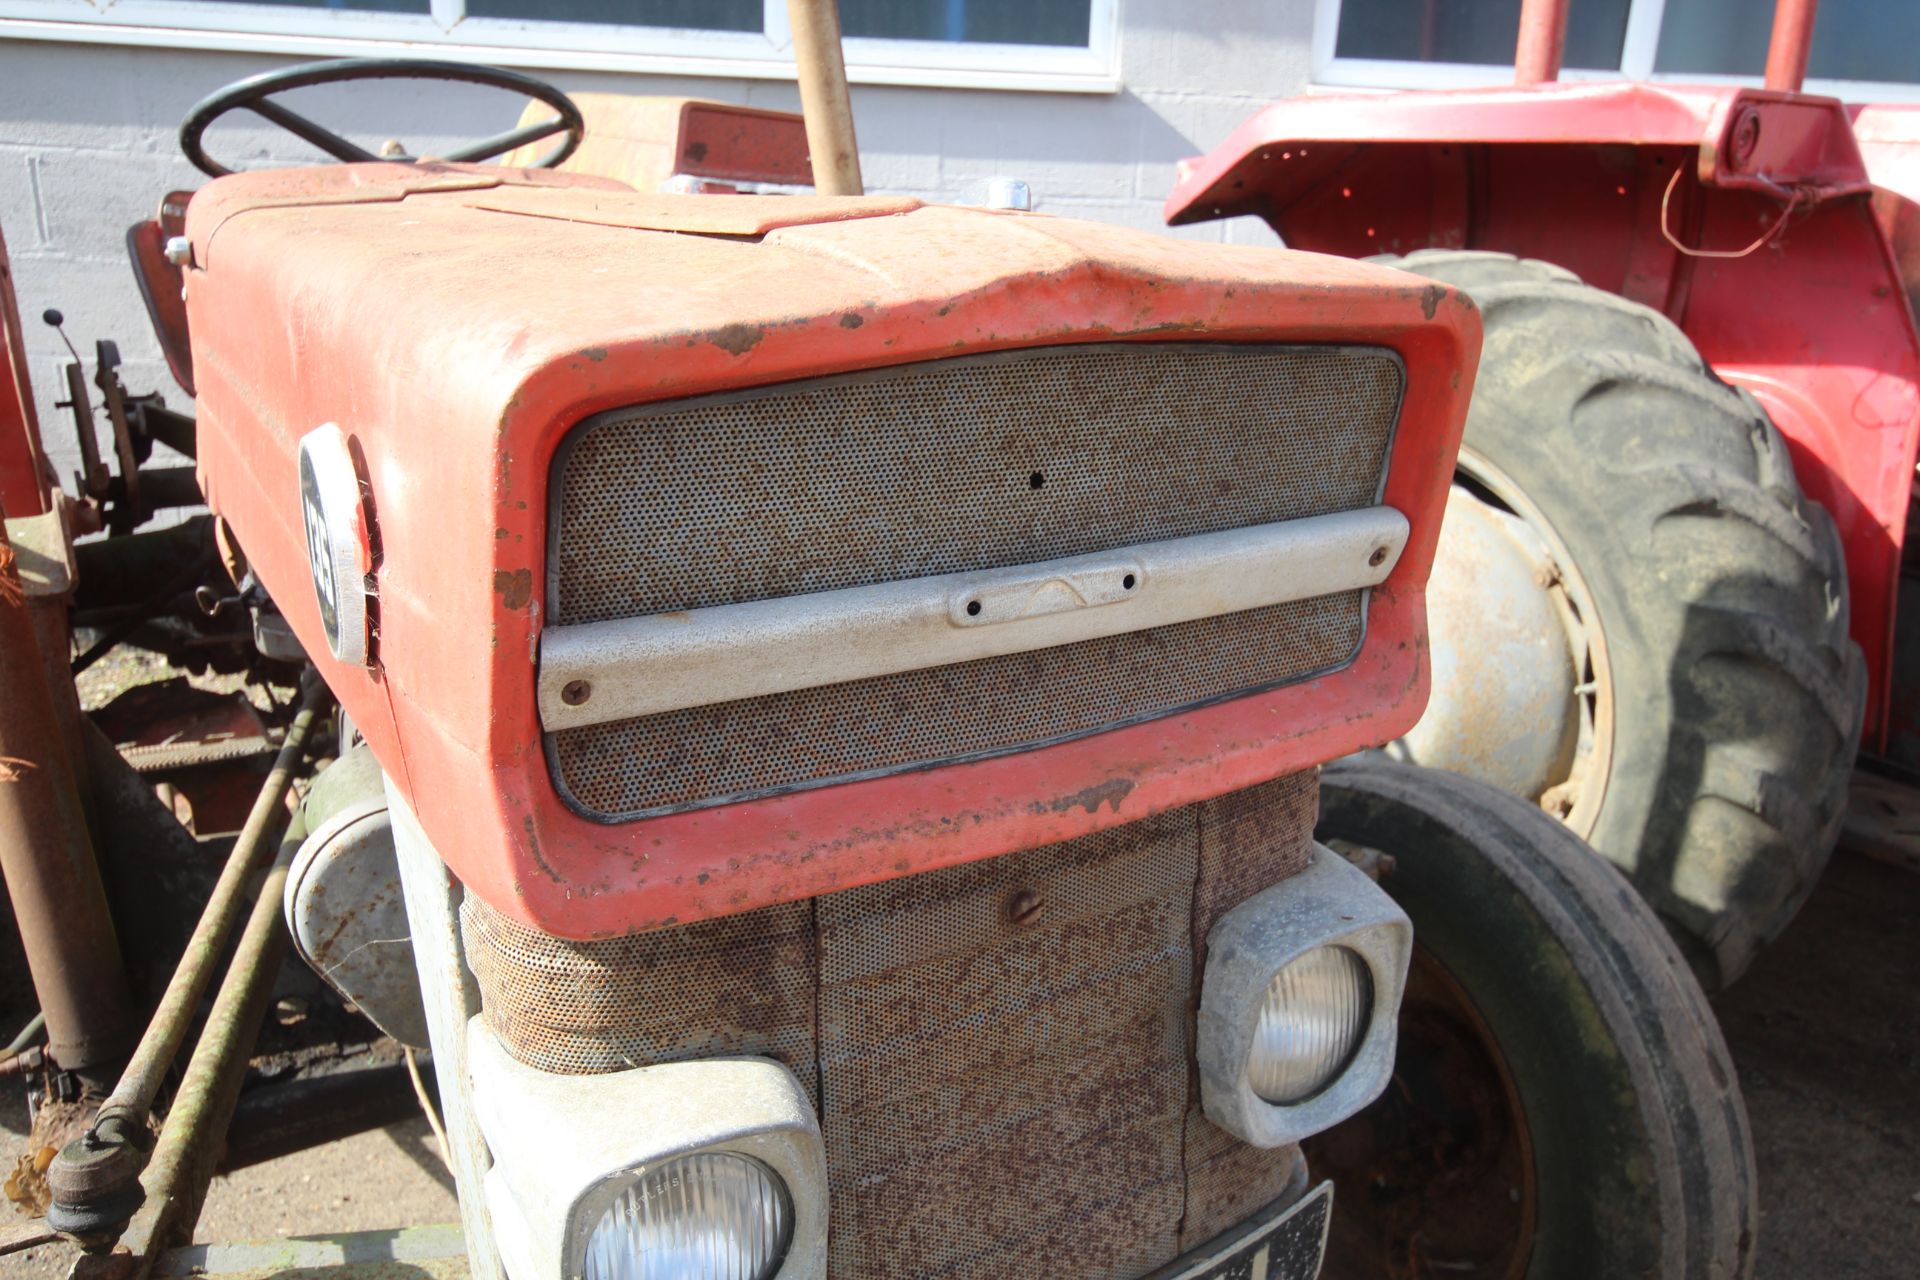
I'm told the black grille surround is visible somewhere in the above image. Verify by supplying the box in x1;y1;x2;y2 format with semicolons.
544;342;1403;820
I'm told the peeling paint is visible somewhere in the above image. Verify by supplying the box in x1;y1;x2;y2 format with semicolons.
493;568;533;610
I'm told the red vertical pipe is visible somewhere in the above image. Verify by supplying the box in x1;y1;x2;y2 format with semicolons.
0;525;135;1074
1515;0;1570;85
1764;0;1819;93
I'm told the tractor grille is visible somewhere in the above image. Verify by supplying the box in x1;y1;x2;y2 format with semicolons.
463;771;1319;1280
545;343;1402;819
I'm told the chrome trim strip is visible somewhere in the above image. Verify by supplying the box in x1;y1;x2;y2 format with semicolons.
536;505;1409;731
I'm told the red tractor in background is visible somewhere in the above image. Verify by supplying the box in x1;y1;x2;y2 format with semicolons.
0;10;1770;1280
1169;0;1919;991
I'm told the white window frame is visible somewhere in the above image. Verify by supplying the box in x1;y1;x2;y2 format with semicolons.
1310;0;1920;104
0;0;1120;93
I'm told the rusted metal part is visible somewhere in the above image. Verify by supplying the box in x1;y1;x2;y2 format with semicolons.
1513;0;1569;85
1393;452;1613;835
113;843;299;1275
1307;947;1537;1280
86;675;323;1124
785;0;864;195
0;1221;59;1259
1764;0;1820;93
47;678;326;1243
464;773;1317;1278
7;507;89;785
0;524;137;1075
93;679;275;835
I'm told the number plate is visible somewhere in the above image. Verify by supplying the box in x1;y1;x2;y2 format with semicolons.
1155;1181;1333;1280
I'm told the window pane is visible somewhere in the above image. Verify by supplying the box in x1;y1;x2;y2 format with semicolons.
1334;0;1630;71
174;0;429;11
1656;0;1920;84
839;0;1093;47
464;0;760;30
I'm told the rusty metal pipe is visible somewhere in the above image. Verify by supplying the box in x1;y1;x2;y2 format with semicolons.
47;675;326;1247
786;0;864;195
0;525;135;1074
1514;0;1570;86
90;674;324;1131
1764;0;1819;93
115;844;298;1274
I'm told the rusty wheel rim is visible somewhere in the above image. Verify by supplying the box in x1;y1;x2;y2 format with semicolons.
1304;944;1538;1280
1453;446;1615;840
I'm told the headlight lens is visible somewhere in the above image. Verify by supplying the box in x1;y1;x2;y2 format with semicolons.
577;1151;793;1280
1248;945;1373;1104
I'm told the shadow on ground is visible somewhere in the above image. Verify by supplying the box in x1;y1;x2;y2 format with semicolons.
1713;848;1920;1278
0;851;1914;1279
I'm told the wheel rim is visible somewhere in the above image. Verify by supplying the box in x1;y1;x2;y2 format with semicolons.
1305;944;1538;1280
1397;446;1615;838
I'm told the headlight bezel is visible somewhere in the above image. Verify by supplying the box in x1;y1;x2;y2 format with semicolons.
1197;845;1413;1148
466;1018;828;1280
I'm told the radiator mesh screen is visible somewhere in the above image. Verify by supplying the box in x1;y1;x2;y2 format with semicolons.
552;590;1359;818
547;342;1398;818
463;772;1319;1280
551;344;1402;627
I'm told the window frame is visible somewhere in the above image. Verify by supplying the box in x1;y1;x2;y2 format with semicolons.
1310;0;1920;104
0;0;1121;93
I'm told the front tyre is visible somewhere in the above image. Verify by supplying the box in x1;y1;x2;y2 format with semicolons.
1310;758;1757;1280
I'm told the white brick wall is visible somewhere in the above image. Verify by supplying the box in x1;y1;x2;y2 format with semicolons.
0;2;1311;485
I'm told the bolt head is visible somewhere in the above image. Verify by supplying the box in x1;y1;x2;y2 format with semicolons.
163;236;193;267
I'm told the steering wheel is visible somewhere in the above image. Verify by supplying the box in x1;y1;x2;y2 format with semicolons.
179;57;585;179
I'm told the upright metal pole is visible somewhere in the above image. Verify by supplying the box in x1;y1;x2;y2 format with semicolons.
1764;0;1819;93
786;0;865;196
1514;0;1570;86
0;522;134;1075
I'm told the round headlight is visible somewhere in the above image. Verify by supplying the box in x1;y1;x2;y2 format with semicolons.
1247;945;1373;1104
577;1151;792;1280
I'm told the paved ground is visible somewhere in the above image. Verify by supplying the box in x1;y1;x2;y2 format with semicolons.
1;848;1914;1278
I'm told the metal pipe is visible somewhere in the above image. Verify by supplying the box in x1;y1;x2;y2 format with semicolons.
786;0;865;195
1514;0;1570;86
92;675;324;1130
1764;0;1819;93
0;524;136;1074
46;675;326;1246
116;843;298;1274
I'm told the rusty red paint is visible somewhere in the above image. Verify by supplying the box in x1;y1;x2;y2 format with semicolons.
188;164;1476;938
0;224;50;519
1166;82;1920;749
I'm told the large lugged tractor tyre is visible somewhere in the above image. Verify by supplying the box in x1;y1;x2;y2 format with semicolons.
1378;249;1865;988
1315;759;1757;1280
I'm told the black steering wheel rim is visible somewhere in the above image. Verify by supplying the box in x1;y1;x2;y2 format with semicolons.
180;57;585;179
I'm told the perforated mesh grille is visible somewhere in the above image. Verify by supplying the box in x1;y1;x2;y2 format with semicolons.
816;807;1197;1279
464;773;1320;1280
552;591;1361;818
460;896;817;1092
551;343;1403;626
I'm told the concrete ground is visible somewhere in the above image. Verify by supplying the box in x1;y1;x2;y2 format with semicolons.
1;847;1915;1278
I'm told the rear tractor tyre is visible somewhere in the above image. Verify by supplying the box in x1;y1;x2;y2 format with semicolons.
1377;249;1865;988
1311;758;1757;1280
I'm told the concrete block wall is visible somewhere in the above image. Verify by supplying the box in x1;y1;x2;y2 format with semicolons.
1;0;1313;487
